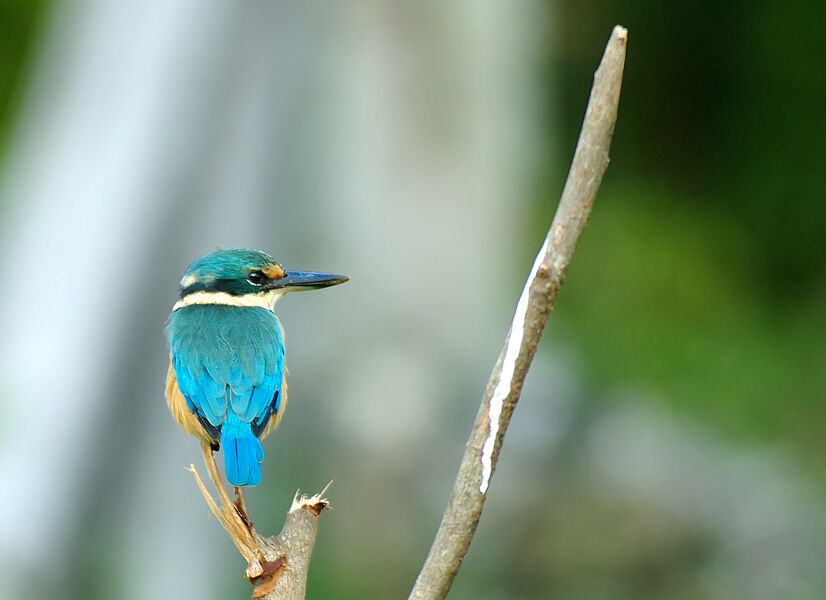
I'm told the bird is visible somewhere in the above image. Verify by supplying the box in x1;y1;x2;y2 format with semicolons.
165;248;347;487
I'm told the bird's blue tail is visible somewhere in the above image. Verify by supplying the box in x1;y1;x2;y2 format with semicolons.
221;414;264;487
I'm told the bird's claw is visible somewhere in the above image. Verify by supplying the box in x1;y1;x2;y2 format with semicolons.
234;486;252;527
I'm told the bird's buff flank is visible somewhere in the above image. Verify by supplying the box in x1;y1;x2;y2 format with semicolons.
165;248;347;487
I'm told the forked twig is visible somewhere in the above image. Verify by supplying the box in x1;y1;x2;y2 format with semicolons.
188;445;330;598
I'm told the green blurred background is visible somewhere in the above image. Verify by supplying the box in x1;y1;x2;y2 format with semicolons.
550;1;825;458
0;2;823;599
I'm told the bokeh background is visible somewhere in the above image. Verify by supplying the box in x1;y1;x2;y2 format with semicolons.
0;2;824;599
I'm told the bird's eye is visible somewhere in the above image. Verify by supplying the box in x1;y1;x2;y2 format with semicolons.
247;270;266;286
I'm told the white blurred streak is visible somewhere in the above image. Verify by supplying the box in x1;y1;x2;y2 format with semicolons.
321;1;542;446
0;1;246;597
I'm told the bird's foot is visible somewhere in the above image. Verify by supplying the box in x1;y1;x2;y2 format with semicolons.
234;486;252;528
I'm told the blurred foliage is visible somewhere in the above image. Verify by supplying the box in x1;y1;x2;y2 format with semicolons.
541;1;826;475
0;0;48;160
553;1;826;293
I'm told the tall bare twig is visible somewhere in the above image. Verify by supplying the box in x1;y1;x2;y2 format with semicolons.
408;25;628;600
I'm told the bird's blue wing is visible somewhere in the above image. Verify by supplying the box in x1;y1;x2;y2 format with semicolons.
170;332;227;430
226;314;284;426
166;305;284;436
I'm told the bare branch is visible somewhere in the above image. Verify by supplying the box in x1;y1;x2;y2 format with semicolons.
408;25;628;600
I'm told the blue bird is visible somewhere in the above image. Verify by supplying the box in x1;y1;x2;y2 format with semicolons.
165;248;347;487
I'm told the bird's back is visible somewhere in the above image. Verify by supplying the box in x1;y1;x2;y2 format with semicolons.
165;304;285;485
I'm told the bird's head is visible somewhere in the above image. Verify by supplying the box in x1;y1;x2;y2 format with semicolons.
176;248;348;310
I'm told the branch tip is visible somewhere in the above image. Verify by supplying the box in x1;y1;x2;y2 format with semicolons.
289;486;332;515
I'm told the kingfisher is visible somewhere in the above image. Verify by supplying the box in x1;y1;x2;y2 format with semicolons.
165;248;347;487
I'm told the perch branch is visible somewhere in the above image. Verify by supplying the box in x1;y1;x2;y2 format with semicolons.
188;450;330;599
408;25;628;600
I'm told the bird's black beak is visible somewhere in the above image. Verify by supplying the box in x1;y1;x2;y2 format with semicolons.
268;270;349;291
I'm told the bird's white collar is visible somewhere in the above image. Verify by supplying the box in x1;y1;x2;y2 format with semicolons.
172;290;284;312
